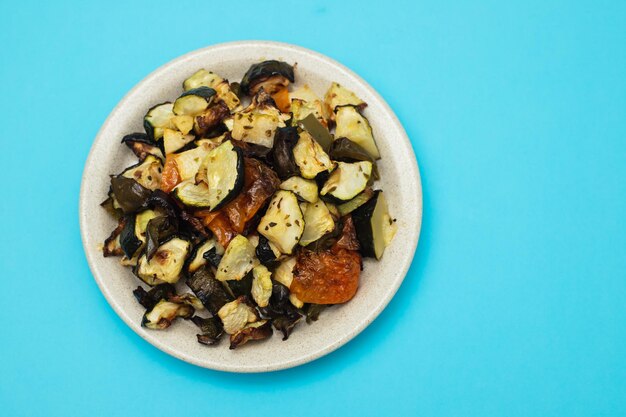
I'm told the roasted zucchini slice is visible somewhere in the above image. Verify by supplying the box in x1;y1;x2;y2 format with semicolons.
121;133;164;161
257;190;305;254
141;299;194;330
120;155;162;191
352;190;396;259
172;115;194;135
291;84;326;123
136;237;191;285
215;235;258;281
205;140;245;211
173;87;216;116
324;82;366;114
337;187;375;216
293;130;335;179
144;102;175;140
251;265;273;308
171;141;213;182
334;106;380;159
299;201;335;247
183;69;224;91
172;181;211;208
162;128;195;154
320;161;372;202
240;60;295;95
279;176;319;203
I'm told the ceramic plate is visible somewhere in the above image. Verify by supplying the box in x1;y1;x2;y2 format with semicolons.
79;41;422;372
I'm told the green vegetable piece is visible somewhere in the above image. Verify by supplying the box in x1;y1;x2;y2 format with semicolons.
298;113;333;152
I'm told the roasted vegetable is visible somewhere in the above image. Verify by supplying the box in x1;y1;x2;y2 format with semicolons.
122;133;164;161
291;248;361;304
251;265;272;308
240;60;295;95
183;69;241;111
163;128;194;154
194;101;230;136
334;106;379;159
352;190;396;259
144;102;174;140
320;161;372;202
305;303;326;324
328;137;379;179
110;177;151;214
191;316;224;345
173;86;216;116
215;235;257;281
119;214;142;258
217;296;258;334
291;85;327;126
172;181;212;208
103;216;126;257
172;115;194;135
144;216;177;261
337;187;375;216
271;126;300;179
334;215;360;251
257;282;302;340
299;201;335;247
231;90;286;148
230;320;273;349
186;268;232;314
255;235;281;266
205;140;245;211
135;237;190;285
133;283;176;310
297;113;333;151
293;130;335;179
257;190;305;254
324;82;366;115
171;141;214;182
142;299;194;330
225;270;254;298
120;155;163;191
187;239;223;274
279;176;319;203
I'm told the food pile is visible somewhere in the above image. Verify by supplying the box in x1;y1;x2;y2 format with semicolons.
101;60;396;349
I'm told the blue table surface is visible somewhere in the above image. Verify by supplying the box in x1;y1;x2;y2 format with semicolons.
1;1;625;416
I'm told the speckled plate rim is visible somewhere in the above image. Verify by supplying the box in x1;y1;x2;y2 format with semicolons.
79;40;422;373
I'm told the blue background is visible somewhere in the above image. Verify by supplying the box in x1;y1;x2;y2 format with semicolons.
1;1;625;415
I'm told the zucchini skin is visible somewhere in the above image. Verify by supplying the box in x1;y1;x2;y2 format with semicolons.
119;214;142;258
179;86;216;100
351;190;381;258
240;60;295;95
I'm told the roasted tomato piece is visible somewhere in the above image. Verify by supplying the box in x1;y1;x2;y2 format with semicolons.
222;158;280;233
291;248;361;304
333;215;360;251
160;155;181;193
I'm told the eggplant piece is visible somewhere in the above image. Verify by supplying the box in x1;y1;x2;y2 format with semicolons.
226;271;254;298
257;282;302;340
186;238;223;274
230;139;272;162
337;187;375;216
110;177;152;214
334;106;380;159
229;320;273;349
135;237;191;285
271;127;300;180
251;265;272;308
299;201;335;247
297;113;333;151
257;190;305;255
352;190;396;259
143;190;179;219
293;130;335;179
255;235;281;267
120;155;163;191
240;60;295;95
173;86;216;116
203;247;223;268
134;209;159;244
279;176;319;203
214;235;257;281
320;161;372;202
133;283;176;310
191;316;224;345
163;128;195;154
119;214;142;258
144;102;175;140
103;217;126;257
100;196;123;219
324;82;366;115
217;296;258;334
121;133;164;161
194;101;230;136
305;304;326;324
186;268;232;315
168;293;205;310
141;299;194;330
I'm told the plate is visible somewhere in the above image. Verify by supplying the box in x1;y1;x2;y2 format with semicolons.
79;41;422;372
